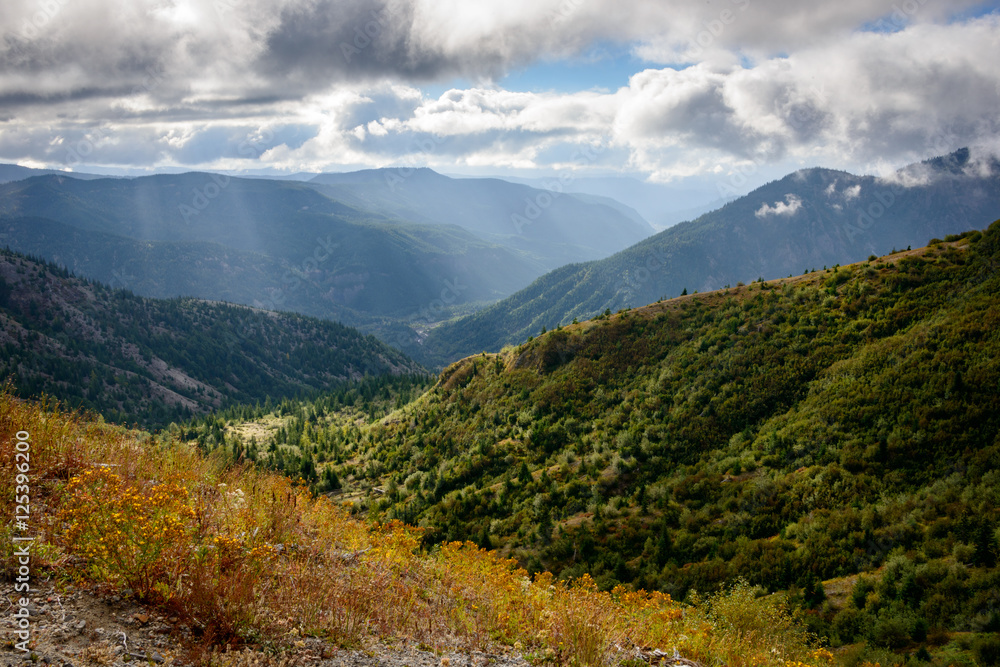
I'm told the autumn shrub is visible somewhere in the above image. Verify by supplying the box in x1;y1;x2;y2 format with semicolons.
685;580;821;667
180;532;277;641
437;541;545;647
263;555;417;645
58;467;196;600
437;543;688;666
542;572;630;666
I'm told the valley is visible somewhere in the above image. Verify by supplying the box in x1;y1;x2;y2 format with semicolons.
2;159;998;667
5;3;1000;665
176;224;1000;663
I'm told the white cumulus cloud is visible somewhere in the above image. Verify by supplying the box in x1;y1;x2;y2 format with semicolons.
755;194;803;217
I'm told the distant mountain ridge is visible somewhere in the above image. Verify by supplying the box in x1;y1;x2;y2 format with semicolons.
0;169;653;349
0;173;542;328
0;164;108;183
417;149;1000;366
493;173;733;231
309;167;655;270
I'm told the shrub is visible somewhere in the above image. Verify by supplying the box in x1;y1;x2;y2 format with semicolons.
59;468;196;600
868;611;911;649
974;634;1000;666
693;580;821;666
181;533;277;640
852;576;876;609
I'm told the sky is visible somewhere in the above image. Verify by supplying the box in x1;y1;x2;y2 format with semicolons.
1;0;999;194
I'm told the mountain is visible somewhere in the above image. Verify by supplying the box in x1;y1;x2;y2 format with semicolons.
0;170;657;349
418;149;1000;366
0;173;547;334
494;173;733;231
0;163;107;183
211;223;1000;657
309;168;655;269
0;248;424;427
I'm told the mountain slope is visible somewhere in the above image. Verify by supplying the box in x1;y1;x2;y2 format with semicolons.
309;168;655;269
419;149;1000;366
0;173;548;331
1;388;834;667
0;248;424;427
217;223;1000;656
498;173;732;230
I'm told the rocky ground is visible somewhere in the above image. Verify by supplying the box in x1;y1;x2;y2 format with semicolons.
2;580;535;667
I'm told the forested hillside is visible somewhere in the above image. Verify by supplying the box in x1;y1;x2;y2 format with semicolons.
210;222;1000;662
0;249;424;426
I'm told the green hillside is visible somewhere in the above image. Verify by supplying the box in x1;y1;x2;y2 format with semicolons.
419;150;1000;367
211;222;1000;661
0;248;425;427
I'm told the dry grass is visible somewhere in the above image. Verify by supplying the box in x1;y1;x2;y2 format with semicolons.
1;388;832;666
78;640;119;666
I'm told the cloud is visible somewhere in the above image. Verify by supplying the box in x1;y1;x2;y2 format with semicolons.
0;0;997;181
826;182;862;199
876;144;1000;188
1;0;989;102
755;194;803;217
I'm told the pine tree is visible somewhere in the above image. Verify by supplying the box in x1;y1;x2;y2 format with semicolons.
974;521;998;567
